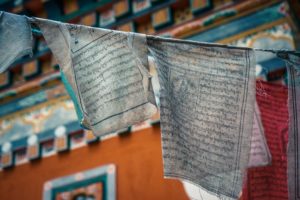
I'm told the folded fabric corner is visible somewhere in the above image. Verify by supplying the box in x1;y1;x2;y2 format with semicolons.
0;11;33;73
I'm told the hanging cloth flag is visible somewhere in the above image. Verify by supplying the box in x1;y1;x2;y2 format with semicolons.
182;101;271;200
281;52;300;200
0;12;33;73
248;101;271;168
147;36;256;199
32;18;157;136
242;80;289;200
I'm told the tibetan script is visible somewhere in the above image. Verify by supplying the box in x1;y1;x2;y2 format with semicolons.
147;36;256;199
243;80;289;200
35;18;157;136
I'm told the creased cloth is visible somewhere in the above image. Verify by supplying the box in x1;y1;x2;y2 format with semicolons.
242;80;289;200
147;36;256;199
60;70;90;129
248;101;271;168
61;56;159;130
182;103;270;200
0;12;32;73
33;18;157;136
283;53;300;200
182;180;235;200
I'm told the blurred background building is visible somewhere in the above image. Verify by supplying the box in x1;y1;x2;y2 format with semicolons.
0;0;299;199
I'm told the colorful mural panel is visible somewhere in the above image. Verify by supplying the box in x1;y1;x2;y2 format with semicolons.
0;97;78;145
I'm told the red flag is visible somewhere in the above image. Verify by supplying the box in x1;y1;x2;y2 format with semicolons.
243;80;289;200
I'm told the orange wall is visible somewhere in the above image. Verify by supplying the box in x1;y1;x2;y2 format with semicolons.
0;126;189;200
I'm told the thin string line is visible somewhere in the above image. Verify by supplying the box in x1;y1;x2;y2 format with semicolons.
1;11;298;54
31;27;300;55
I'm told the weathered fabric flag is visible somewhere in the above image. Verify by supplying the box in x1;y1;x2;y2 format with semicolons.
0;12;32;72
147;36;256;199
248;101;271;168
34;18;157;136
283;53;300;200
242;80;289;200
182;102;270;200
